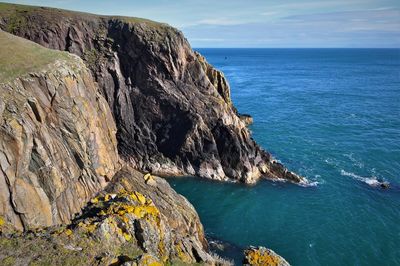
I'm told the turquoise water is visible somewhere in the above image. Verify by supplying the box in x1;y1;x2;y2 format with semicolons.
168;49;400;265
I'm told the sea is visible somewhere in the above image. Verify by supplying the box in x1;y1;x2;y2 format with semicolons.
167;48;400;266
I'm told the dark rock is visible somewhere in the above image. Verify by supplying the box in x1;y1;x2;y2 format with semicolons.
0;3;306;184
380;182;390;189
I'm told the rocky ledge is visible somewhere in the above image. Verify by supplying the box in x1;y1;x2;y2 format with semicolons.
243;246;291;266
0;2;305;184
0;167;231;265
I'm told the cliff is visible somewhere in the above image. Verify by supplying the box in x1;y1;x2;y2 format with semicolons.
0;2;305;184
0;30;120;230
0;30;228;265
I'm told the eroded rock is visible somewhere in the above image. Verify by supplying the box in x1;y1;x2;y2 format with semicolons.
0;3;305;184
243;246;290;266
0;30;120;230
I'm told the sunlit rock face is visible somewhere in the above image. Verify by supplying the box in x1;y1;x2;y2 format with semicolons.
0;30;120;230
0;4;305;184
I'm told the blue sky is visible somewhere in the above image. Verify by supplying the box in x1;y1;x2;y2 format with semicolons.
4;0;400;47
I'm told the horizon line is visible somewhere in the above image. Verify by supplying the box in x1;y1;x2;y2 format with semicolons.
193;47;400;49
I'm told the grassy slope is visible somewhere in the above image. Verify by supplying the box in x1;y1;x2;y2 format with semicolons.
0;30;73;83
0;2;168;28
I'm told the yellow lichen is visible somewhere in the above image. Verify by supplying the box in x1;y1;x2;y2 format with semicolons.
77;221;98;233
104;193;116;202
143;173;156;186
90;197;99;204
95;191;160;223
123;232;132;241
143;173;152;181
0;217;4;227
140;254;163;266
174;242;192;263
64;229;73;236
245;249;282;266
76;190;162;244
129;191;146;205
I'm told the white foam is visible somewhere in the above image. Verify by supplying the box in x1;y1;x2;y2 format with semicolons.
298;177;320;187
340;169;388;187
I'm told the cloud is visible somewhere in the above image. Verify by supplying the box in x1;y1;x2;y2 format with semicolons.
194;18;243;26
182;8;400;47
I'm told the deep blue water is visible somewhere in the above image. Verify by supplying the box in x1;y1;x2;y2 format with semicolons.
168;49;400;265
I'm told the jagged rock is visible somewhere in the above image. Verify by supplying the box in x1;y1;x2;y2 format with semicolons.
0;3;305;184
238;114;254;126
0;30;120;231
103;166;215;263
0;167;232;265
243;246;291;266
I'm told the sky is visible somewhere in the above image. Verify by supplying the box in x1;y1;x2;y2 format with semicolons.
3;0;400;48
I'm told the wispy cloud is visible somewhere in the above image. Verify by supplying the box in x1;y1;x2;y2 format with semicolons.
195;18;242;26
4;0;400;47
183;7;400;47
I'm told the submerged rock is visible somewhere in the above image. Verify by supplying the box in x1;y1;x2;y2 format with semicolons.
243;246;290;266
0;3;305;185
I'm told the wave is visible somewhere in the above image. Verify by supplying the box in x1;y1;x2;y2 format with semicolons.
298;177;320;187
340;169;388;187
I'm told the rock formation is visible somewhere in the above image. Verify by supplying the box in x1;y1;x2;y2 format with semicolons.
0;30;229;265
0;3;305;184
0;169;231;265
0;3;298;264
243;246;291;266
0;30;120;230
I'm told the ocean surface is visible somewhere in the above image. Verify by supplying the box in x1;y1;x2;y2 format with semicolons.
168;49;400;266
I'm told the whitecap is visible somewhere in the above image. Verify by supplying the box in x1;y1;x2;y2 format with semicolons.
340;169;388;188
298;177;320;187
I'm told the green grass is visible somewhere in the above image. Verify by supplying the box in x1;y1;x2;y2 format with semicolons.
0;30;73;83
0;2;168;28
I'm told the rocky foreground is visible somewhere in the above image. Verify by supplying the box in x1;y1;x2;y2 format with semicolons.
0;3;294;265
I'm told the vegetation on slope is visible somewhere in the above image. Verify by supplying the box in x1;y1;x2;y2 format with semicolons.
0;30;72;82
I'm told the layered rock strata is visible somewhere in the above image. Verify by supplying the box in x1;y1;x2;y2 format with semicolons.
0;29;230;265
0;3;305;184
0;30;120;230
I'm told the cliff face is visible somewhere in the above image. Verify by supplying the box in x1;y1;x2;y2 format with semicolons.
0;30;120;230
0;30;226;265
0;3;305;184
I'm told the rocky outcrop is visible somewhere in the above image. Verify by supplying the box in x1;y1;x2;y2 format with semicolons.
243;246;290;266
0;30;229;265
68;166;226;264
0;168;231;265
0;30;120;230
0;3;305;184
104;166;210;262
